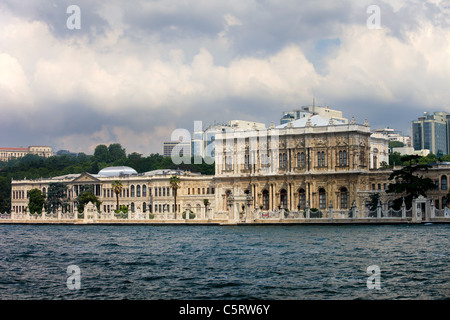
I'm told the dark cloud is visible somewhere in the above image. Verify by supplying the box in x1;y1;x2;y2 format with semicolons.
1;0;449;155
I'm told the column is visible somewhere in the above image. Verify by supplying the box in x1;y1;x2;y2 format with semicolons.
401;198;406;219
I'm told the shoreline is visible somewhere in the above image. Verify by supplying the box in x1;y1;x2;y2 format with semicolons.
1;218;449;226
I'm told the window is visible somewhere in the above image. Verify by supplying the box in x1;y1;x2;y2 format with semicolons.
137;185;141;197
318;151;326;167
339;150;348;166
441;175;447;191
244;154;250;169
131;185;135;197
299;152;305;167
225;155;233;170
143;185;147;197
319;188;326;209
279;153;287;169
298;189;306;210
280;189;287;209
262;190;269;210
340;187;348;209
261;153;270;168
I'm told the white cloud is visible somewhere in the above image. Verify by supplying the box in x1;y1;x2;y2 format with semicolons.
1;1;450;153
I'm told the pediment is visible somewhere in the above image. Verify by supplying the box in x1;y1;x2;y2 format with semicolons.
72;172;101;183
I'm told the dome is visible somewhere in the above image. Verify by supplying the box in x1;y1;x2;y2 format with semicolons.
98;166;138;177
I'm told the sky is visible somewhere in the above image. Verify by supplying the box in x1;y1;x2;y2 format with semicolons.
1;0;450;155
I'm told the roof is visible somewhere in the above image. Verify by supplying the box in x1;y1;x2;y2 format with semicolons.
276;115;330;128
97;166;138;177
0;147;28;151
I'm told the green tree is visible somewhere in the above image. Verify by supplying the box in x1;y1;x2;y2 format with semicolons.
389;152;403;166
46;182;69;213
386;155;436;209
94;144;109;162
388;141;405;149
76;191;101;213
108;143;126;162
27;188;45;214
169;175;180;219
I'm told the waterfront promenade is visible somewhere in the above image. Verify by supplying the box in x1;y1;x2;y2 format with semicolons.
1;201;449;225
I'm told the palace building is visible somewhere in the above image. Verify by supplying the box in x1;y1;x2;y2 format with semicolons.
11;167;215;218
213;115;392;217
10;114;449;222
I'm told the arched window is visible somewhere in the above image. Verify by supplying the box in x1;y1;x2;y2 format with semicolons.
280;189;287;209
339;151;343;166
143;202;147;213
319;188;326;209
142;185;147;197
262;190;269;210
131;185;135;197
340;187;348;209
131;202;135;212
226;190;232;210
298;189;306;210
442;196;447;209
43;187;46;197
137;185;141;197
343;151;347;166
441;175;447;191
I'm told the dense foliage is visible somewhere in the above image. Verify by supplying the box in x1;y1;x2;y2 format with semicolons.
0;143;214;212
386;155;436;209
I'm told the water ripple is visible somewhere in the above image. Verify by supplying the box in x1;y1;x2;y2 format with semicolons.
0;224;448;299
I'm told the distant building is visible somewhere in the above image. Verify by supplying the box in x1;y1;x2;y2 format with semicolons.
280;105;348;125
191;120;266;159
412;111;449;156
163;141;191;158
369;131;390;169
372;127;411;147
0;146;52;162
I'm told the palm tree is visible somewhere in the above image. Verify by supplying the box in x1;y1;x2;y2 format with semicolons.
169;175;180;219
112;180;123;211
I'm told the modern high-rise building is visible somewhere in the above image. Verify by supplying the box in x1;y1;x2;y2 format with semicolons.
412;112;449;156
163;141;191;158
